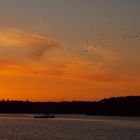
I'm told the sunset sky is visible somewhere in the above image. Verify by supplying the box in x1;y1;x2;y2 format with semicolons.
0;0;140;101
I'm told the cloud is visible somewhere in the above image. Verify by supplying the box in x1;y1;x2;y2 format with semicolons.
83;72;126;82
22;51;125;83
0;29;62;60
0;58;23;76
0;48;130;83
0;28;64;76
0;28;125;83
0;59;15;69
84;45;119;61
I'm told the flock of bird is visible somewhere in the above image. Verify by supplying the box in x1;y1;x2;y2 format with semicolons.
59;21;140;69
34;22;140;75
65;22;140;61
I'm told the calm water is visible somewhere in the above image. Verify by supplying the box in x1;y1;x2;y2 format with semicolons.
0;114;139;140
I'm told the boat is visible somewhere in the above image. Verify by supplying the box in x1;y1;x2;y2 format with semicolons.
33;114;55;118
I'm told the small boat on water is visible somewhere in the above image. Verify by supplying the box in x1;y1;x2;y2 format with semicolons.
34;114;55;119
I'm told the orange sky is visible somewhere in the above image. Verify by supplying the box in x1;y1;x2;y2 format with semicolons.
0;1;140;101
0;28;139;101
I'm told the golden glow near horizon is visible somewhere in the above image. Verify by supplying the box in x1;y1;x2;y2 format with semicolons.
0;1;140;101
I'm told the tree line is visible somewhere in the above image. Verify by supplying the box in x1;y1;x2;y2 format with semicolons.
0;96;140;116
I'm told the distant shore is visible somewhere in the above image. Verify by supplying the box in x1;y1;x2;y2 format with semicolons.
0;96;140;116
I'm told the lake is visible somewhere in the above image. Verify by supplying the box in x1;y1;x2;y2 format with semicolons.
0;114;139;140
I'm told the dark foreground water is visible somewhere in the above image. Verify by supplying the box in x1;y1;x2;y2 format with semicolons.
0;114;139;140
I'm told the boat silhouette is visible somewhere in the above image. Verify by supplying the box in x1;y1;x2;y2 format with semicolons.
34;114;55;118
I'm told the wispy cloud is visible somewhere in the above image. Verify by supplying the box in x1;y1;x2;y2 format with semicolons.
84;44;119;61
0;59;15;69
0;29;62;60
0;28;129;83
